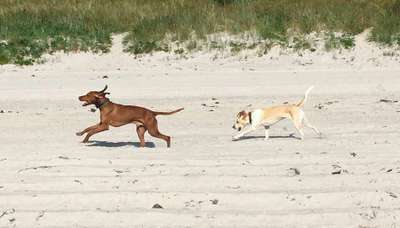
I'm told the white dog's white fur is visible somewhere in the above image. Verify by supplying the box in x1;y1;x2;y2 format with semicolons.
232;86;321;140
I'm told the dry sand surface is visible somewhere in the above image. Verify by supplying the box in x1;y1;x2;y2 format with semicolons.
1;35;400;227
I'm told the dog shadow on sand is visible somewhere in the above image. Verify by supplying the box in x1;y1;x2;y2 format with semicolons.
234;134;301;141
86;140;156;148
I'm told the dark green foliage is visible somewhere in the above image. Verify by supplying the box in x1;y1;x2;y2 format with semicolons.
212;0;246;5
325;33;356;50
370;0;400;45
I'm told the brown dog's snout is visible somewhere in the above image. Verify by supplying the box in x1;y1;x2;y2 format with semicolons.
79;95;92;106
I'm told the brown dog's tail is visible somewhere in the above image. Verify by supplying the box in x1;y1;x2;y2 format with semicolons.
296;86;314;108
153;108;184;116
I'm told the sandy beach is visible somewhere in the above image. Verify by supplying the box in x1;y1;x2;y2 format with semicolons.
1;34;400;227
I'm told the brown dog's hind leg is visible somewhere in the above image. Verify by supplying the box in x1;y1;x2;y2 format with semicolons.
136;125;147;147
148;128;171;148
82;124;109;143
146;119;171;147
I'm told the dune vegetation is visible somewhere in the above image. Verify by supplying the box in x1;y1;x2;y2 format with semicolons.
1;0;400;65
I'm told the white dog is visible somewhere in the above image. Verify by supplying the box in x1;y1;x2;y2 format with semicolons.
232;86;321;140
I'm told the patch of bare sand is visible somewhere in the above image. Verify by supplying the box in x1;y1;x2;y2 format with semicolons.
1;33;400;228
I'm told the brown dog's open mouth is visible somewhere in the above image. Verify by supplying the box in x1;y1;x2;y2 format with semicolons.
82;102;90;106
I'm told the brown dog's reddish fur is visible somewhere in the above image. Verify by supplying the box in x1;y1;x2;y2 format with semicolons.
76;85;183;147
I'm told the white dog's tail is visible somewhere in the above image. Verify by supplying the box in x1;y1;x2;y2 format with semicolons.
296;86;314;108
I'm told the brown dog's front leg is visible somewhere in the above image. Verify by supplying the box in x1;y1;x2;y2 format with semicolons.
82;124;109;143
76;123;101;136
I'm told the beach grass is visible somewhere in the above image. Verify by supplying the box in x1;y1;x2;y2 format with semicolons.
1;0;399;65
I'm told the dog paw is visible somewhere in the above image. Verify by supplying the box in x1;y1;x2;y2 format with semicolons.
232;136;240;141
81;140;89;143
76;132;83;136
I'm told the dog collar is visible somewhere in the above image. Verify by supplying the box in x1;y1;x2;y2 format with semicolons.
97;100;110;110
248;112;252;124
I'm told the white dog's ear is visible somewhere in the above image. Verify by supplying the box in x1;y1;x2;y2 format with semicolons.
237;110;247;117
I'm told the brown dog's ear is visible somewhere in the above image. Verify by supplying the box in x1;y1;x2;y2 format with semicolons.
99;85;108;93
95;93;105;99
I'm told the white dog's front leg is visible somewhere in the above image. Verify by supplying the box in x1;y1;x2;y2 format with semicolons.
264;126;270;140
233;125;257;140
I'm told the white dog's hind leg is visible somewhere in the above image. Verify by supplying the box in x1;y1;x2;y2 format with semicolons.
292;120;304;140
292;111;305;140
303;115;321;136
295;126;304;140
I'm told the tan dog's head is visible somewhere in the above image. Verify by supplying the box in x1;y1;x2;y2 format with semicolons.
78;85;110;106
232;110;250;131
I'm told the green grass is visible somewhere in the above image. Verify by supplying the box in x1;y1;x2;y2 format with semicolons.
324;32;356;51
0;0;144;64
1;0;400;65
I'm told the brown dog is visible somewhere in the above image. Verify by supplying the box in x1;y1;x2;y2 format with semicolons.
76;85;183;147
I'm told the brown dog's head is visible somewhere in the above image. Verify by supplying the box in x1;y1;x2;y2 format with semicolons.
232;110;250;131
78;85;110;107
